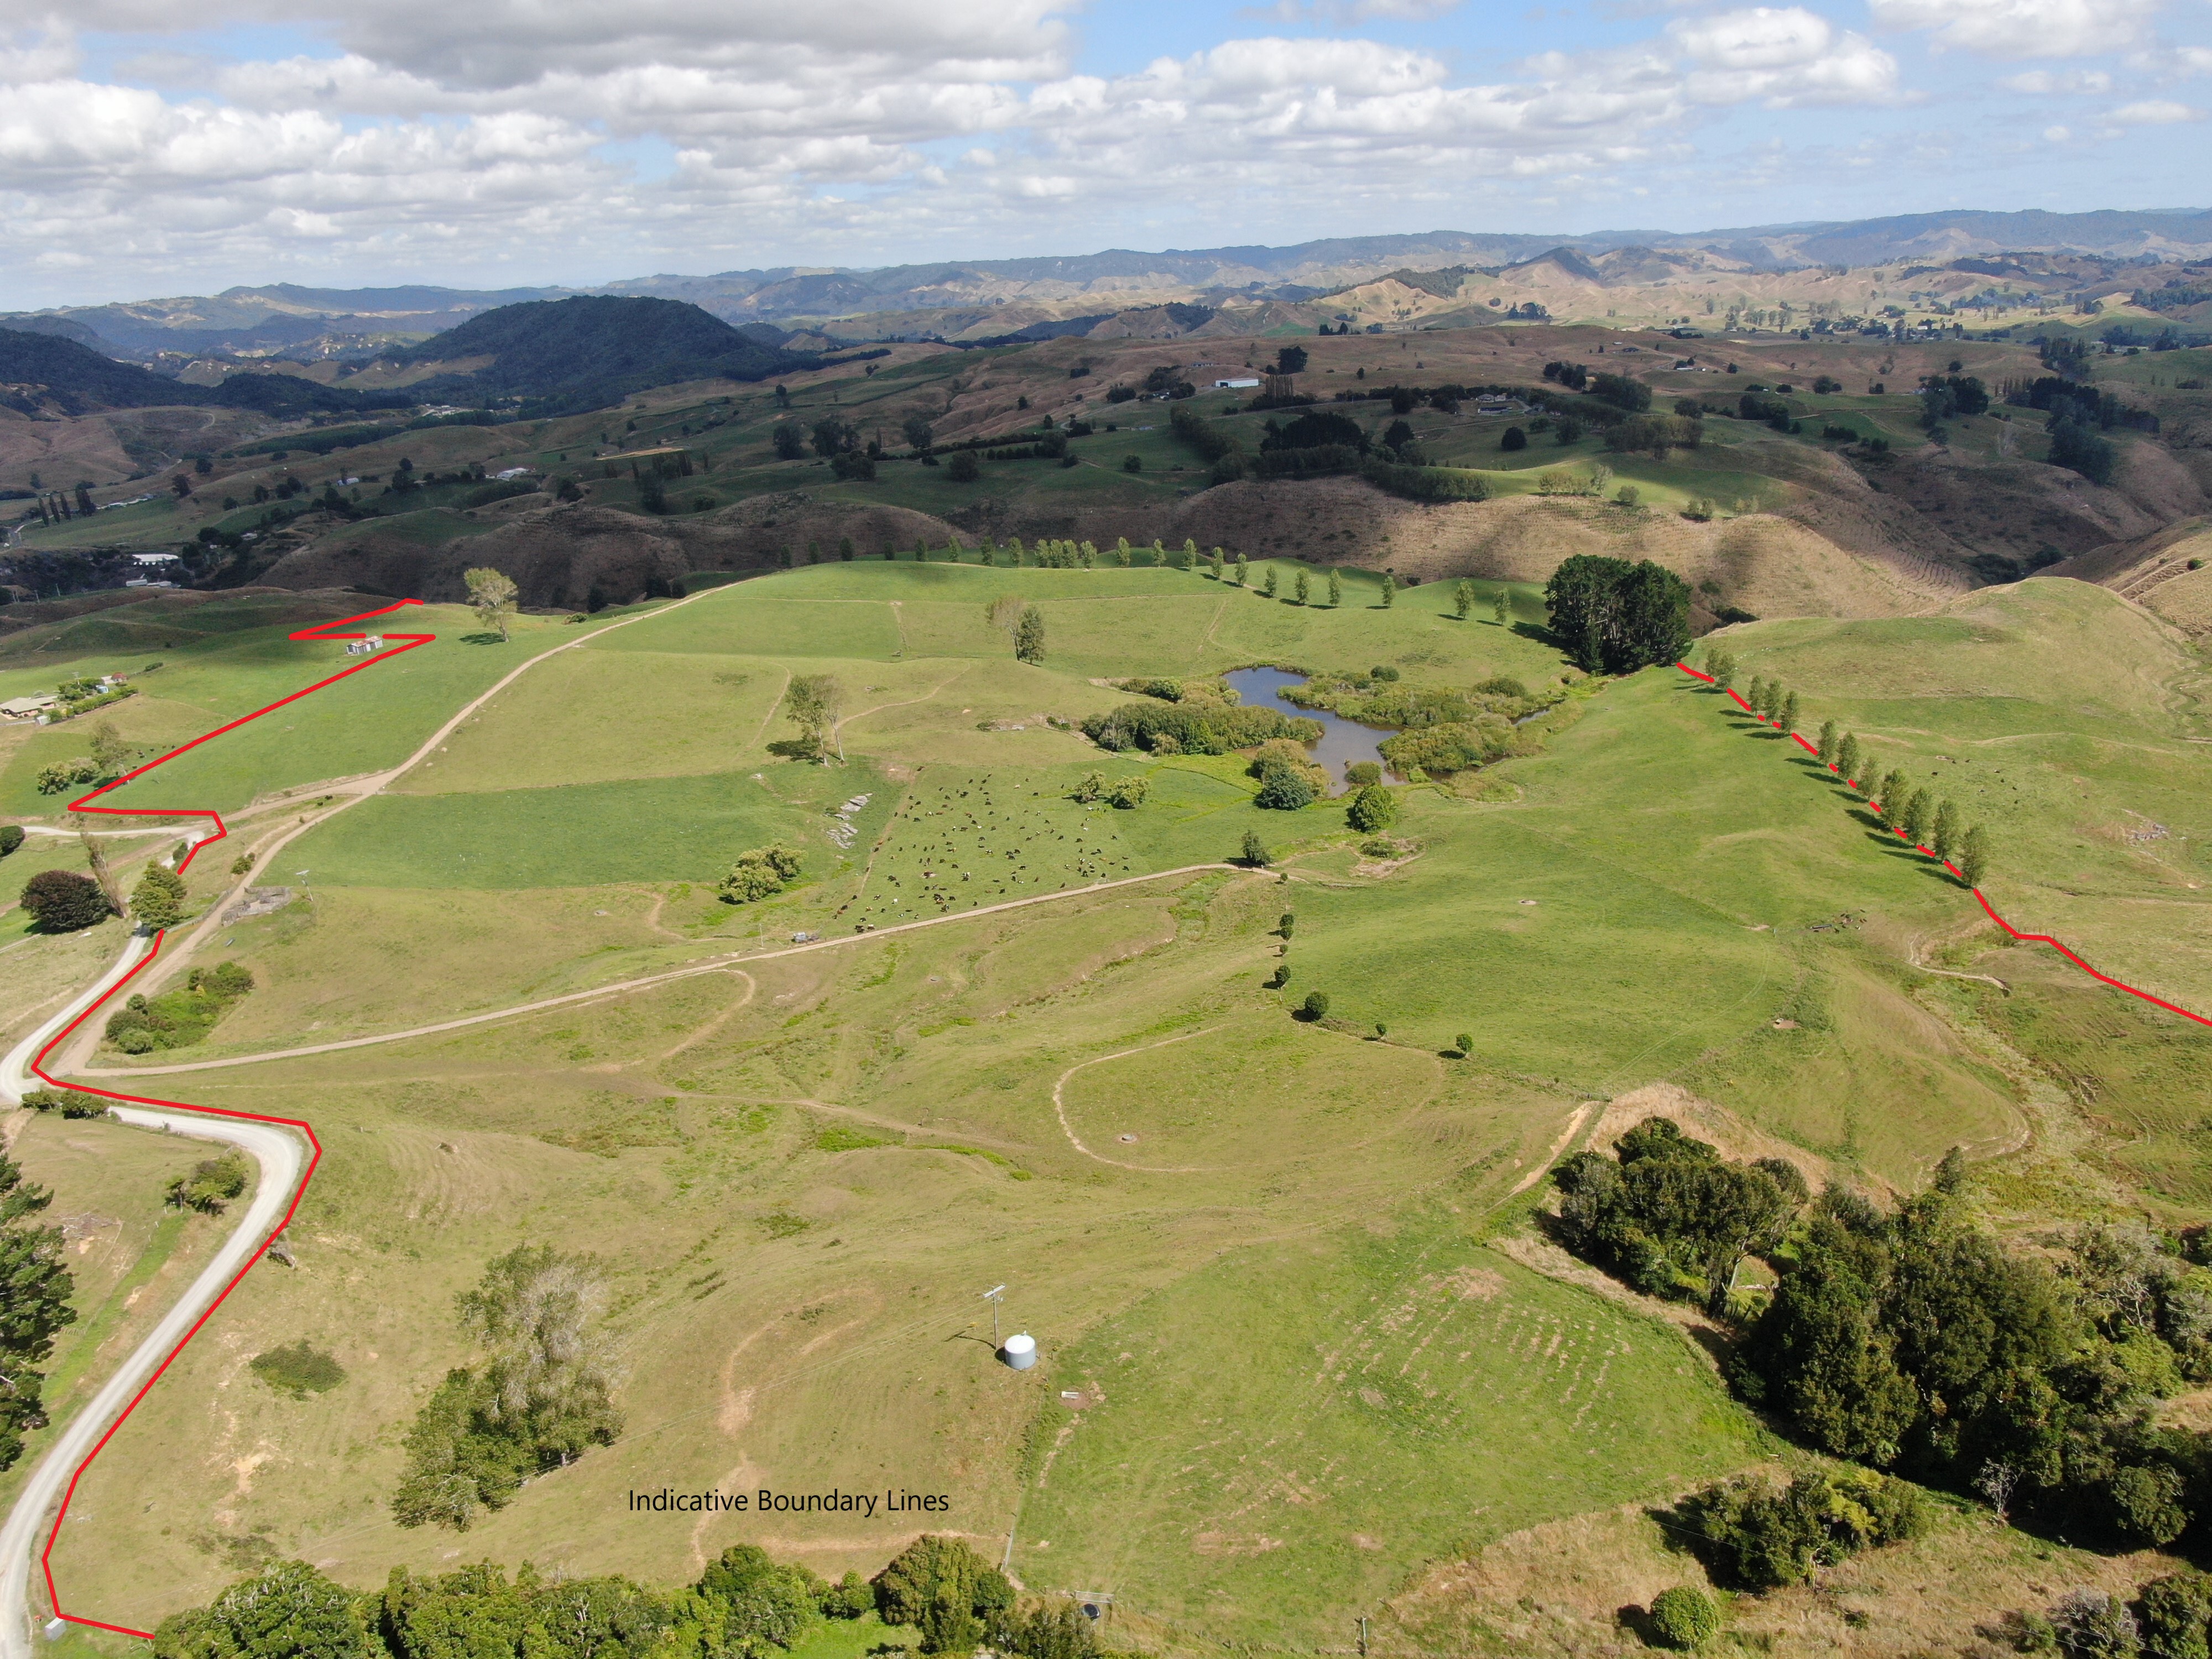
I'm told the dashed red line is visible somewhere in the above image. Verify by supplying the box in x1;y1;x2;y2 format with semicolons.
1676;660;2211;1031
30;601;433;1636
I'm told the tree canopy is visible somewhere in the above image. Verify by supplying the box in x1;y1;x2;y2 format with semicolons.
0;1151;75;1472
1544;554;1692;675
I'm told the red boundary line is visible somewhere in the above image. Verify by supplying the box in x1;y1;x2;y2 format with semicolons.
1674;661;2212;1031
28;601;434;1637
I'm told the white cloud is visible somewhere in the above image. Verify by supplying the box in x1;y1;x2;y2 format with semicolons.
1866;0;2166;59
2109;96;2200;119
2001;67;2112;90
0;0;2099;304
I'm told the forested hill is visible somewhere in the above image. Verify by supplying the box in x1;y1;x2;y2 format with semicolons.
394;296;820;414
0;330;408;418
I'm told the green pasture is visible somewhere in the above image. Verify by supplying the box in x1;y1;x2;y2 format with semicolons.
2;601;641;816
1703;582;2212;1019
1019;1206;1758;1648
297;764;870;891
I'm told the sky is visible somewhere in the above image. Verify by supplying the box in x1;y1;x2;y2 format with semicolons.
2;0;2208;308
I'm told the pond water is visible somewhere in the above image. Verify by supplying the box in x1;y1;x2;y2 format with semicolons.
1222;666;1395;795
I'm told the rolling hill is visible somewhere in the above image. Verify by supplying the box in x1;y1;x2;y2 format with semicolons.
389;295;823;414
0;329;410;418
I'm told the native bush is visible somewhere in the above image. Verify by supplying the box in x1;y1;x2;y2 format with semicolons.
1552;1117;1806;1310
874;1536;1014;1655
1676;1469;1931;1588
1084;700;1318;756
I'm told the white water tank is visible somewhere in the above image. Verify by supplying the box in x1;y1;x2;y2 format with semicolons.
1000;1332;1037;1370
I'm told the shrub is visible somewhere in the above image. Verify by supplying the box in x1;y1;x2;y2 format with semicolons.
947;450;980;483
1500;426;1527;451
1649;1585;1719;1650
1253;761;1317;811
19;869;112;932
168;1152;249;1214
250;1341;348;1398
2138;1572;2212;1659
22;1089;109;1119
2051;1589;2142;1659
719;845;802;904
1302;991;1330;1020
1104;776;1149;809
1240;831;1272;867
998;1601;1100;1659
0;826;20;856
1346;784;1397;833
132;863;188;930
1345;761;1382;788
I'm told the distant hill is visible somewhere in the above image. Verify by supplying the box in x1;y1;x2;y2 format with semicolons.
0;328;410;418
12;206;2212;363
391;296;819;414
0;281;569;361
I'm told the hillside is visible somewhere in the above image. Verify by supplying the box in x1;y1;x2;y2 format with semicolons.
0;329;409;419
9;561;2212;1649
384;296;821;413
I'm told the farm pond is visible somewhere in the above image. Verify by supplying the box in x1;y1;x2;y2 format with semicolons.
1222;667;1395;795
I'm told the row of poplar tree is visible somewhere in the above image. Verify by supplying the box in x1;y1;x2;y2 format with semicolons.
1704;648;1992;888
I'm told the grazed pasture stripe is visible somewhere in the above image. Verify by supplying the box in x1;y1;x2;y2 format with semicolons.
1675;660;2212;1030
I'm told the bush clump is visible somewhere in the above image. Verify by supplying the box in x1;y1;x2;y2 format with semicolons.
167;1152;249;1214
1677;1469;1931;1588
1084;699;1318;756
105;961;253;1053
717;844;802;904
22;1088;109;1119
874;1535;1015;1654
392;1245;622;1531
1070;771;1150;808
1553;1116;1807;1310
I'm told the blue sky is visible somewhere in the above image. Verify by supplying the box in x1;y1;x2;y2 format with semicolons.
1;0;2204;305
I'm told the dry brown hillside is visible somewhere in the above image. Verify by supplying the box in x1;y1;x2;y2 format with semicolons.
1165;481;1954;619
253;497;967;609
2052;518;2212;635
